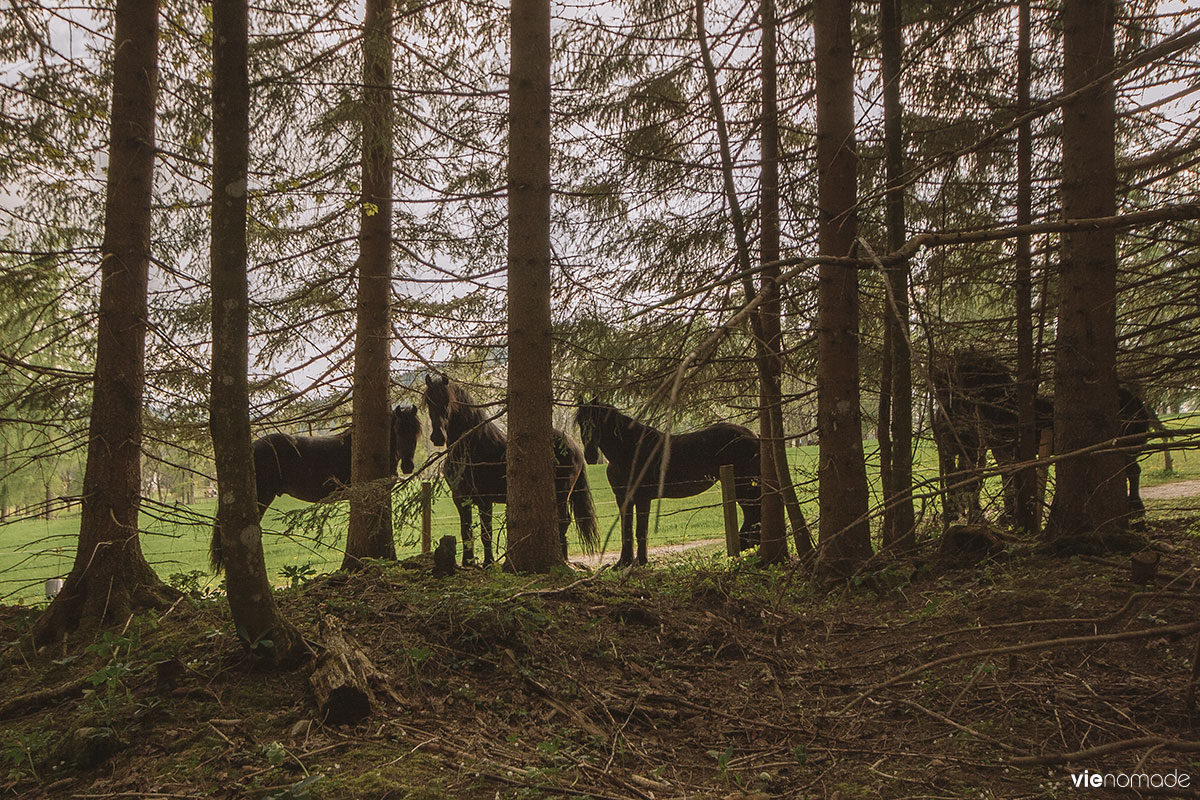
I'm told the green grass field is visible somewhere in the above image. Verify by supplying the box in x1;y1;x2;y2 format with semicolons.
2;413;1195;605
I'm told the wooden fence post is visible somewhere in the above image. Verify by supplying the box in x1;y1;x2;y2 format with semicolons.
421;481;432;554
719;464;740;556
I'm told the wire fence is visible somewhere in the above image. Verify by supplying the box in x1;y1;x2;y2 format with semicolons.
3;422;1197;606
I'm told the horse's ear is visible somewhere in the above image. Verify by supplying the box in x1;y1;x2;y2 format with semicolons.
425;373;433;387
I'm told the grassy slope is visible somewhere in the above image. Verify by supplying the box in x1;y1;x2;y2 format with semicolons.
2;413;1196;603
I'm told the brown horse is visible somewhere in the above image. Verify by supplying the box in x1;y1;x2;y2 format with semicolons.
932;350;1155;524
423;374;598;566
209;404;420;572
575;399;761;566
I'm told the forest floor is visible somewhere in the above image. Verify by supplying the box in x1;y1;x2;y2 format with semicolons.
0;509;1199;799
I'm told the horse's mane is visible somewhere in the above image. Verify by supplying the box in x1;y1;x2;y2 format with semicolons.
576;400;656;441
445;381;508;448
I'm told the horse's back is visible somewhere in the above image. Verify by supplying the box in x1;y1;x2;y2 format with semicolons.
617;421;758;499
255;431;351;504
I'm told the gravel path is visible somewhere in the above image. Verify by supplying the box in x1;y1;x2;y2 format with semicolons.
1140;479;1200;501
573;479;1200;567
575;537;724;567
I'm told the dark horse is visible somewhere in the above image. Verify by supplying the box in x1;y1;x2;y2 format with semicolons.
209;404;421;571
575;399;761;566
932;350;1155;524
423;374;599;567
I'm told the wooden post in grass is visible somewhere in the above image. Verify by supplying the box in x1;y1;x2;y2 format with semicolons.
719;464;740;556
420;481;432;554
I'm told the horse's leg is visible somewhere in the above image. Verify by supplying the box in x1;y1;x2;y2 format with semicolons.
735;469;762;550
456;497;476;566
992;442;1017;525
966;442;986;523
1127;456;1145;518
479;500;494;566
615;490;634;567
557;490;571;560
635;499;650;565
936;436;960;527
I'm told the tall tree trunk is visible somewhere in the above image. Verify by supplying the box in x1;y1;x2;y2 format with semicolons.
1013;0;1039;534
814;0;871;577
343;0;396;570
757;0;802;563
210;0;302;664
696;0;787;561
1045;0;1127;545
506;0;560;572
34;0;173;647
879;0;914;551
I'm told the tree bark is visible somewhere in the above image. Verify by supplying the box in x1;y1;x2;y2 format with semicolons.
210;0;303;664
34;0;174;647
506;0;561;572
879;0;914;552
1013;0;1039;535
695;0;787;562
344;0;396;570
1045;0;1127;545
814;0;871;577
755;0;793;564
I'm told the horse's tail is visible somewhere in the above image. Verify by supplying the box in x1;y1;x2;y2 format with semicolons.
570;465;600;555
210;519;225;573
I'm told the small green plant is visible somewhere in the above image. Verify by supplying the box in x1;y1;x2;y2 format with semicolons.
236;625;275;655
168;569;210;597
262;741;289;767
1;730;51;782
536;734;564;756
707;743;738;786
279;562;317;588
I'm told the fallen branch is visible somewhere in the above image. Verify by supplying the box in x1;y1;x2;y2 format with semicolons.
1009;736;1200;766
0;675;88;720
840;620;1200;711
885;697;1023;755
505;565;608;601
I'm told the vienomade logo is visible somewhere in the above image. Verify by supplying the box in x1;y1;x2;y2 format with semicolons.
1069;769;1192;790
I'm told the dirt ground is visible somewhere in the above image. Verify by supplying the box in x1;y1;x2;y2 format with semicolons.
0;510;1198;799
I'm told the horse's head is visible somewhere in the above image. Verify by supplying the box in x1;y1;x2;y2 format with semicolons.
424;373;454;448
390;404;421;474
574;397;606;464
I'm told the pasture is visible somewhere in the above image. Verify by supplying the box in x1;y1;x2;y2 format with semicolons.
1;414;1193;605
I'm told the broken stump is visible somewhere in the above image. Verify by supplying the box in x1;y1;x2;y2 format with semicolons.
309;615;398;726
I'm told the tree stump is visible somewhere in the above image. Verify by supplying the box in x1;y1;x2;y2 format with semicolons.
940;523;1006;565
433;535;457;577
1129;550;1160;584
309;615;398;726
